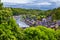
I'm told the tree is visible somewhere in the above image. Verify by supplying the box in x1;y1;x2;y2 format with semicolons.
0;0;3;10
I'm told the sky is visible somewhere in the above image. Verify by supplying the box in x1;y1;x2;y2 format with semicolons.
1;0;60;10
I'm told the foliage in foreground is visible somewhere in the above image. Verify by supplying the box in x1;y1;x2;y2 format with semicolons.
0;3;60;40
0;24;60;40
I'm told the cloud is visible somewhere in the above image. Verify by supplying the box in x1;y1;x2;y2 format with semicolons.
35;2;52;5
50;0;60;2
1;0;30;4
1;0;57;5
1;0;60;10
26;2;52;6
46;0;60;7
53;0;60;7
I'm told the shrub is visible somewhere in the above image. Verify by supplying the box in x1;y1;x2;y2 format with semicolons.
36;26;57;40
55;30;60;40
24;27;50;40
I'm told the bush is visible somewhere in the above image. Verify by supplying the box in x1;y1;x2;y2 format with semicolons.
0;24;60;40
0;24;24;40
55;30;60;40
23;26;60;40
23;26;58;40
36;26;57;40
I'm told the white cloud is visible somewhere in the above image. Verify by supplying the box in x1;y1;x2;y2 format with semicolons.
50;0;60;2
1;0;33;4
1;0;60;7
1;0;38;4
23;2;52;6
36;2;51;5
51;0;60;7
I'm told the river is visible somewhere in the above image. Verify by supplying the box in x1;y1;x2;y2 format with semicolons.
13;15;29;28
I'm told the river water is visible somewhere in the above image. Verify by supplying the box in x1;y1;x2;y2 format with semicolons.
13;15;29;28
